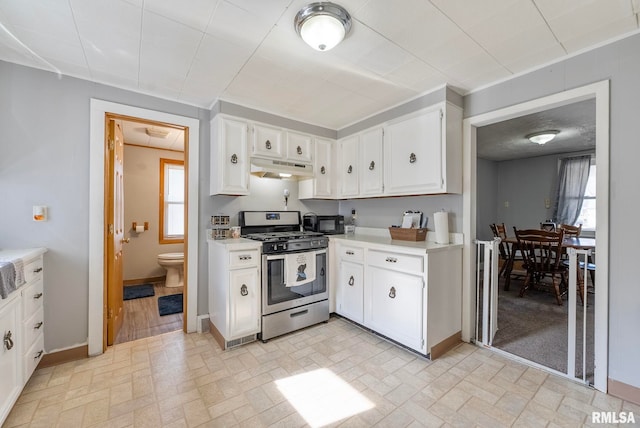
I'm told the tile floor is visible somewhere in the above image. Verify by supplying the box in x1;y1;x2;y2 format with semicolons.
5;317;639;427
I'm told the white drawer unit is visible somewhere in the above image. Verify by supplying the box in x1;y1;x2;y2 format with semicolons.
229;249;260;269
0;248;47;427
337;245;364;262
367;249;423;274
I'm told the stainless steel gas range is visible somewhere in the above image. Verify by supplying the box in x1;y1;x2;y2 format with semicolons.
239;211;329;341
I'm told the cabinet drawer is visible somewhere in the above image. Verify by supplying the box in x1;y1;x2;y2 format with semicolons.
337;245;364;262
23;257;43;284
22;307;44;353
368;250;423;273
23;334;44;381
22;278;44;319
229;250;259;269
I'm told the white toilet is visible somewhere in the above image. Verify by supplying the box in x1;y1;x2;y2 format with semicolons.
157;252;184;287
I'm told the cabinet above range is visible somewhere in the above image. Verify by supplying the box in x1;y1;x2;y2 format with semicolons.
209;114;332;196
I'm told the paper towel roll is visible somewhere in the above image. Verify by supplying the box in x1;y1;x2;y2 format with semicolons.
135;225;145;233
433;211;449;244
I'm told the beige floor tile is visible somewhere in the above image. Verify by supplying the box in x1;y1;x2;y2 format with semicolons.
6;318;637;428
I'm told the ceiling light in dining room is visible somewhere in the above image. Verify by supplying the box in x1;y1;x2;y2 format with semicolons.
294;2;352;51
526;130;559;145
145;127;170;139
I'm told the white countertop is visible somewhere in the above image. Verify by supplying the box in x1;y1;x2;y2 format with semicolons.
329;227;463;254
0;247;48;263
207;237;262;250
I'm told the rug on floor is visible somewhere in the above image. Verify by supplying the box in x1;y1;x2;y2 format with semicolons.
123;284;155;300
158;293;183;316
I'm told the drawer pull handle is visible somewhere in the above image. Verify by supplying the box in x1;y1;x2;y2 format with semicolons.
296;145;303;155
369;160;375;170
34;350;44;360
3;331;14;350
34;267;43;273
389;287;396;299
385;257;398;263
35;321;44;330
238;255;252;261
240;284;249;296
409;153;417;164
34;293;43;299
347;165;353;174
348;275;354;286
290;309;308;318
230;153;238;164
320;166;326;175
265;140;271;150
346;250;354;255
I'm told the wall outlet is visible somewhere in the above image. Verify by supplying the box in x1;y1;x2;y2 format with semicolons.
504;201;509;208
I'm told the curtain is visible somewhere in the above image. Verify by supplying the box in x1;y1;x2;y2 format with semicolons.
553;155;592;225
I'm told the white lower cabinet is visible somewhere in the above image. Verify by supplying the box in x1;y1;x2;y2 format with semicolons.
365;266;424;352
208;240;261;349
332;238;462;358
336;261;364;324
0;295;21;426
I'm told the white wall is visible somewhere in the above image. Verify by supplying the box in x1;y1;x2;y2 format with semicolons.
465;32;640;389
123;145;184;281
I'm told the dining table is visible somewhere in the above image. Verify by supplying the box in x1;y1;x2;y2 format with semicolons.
501;235;596;291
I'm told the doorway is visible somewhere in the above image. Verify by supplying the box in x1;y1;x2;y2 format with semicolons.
462;81;610;392
88;100;200;355
106;114;187;345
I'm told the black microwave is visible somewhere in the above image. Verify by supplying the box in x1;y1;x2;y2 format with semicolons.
303;214;345;235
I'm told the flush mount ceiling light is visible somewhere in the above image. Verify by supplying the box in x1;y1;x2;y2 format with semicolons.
526;130;559;145
145;127;170;139
294;2;352;51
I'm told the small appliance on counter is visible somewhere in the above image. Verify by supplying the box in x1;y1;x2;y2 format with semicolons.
302;213;345;235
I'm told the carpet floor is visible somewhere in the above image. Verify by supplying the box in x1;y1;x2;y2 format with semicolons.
479;276;594;383
158;293;183;316
123;283;155;300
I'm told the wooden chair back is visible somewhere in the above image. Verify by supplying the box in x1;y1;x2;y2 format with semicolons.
540;222;556;231
558;223;582;237
490;223;510;259
514;228;565;275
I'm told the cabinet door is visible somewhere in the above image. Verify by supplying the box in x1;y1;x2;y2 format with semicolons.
359;127;384;196
314;138;333;197
384;108;443;195
338;136;359;197
365;266;424;352
336;261;364;324
252;123;283;159
228;268;260;338
211;116;249;195
0;297;21;425
286;131;313;163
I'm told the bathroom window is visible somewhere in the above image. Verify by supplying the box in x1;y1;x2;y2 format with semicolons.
160;158;184;244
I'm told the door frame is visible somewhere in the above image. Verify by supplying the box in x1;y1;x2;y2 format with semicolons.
461;80;610;392
88;99;200;355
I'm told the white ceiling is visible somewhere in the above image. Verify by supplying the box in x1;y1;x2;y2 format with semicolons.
477;99;596;161
1;0;639;130
118;120;185;152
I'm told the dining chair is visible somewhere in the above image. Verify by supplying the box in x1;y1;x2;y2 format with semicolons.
558;223;582;237
490;223;524;289
514;227;581;305
540;221;556;231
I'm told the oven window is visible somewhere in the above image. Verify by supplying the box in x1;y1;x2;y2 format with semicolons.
266;252;326;306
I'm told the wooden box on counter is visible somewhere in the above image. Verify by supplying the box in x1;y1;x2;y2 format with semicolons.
388;227;427;241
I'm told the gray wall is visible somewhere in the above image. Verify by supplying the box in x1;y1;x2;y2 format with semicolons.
464;32;640;389
476;158;499;241
0;60;208;351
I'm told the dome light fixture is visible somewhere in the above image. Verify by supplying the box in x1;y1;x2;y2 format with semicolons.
526;130;559;145
294;2;352;51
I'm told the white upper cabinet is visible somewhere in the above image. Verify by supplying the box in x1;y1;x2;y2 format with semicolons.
252;123;283;159
384;102;462;195
299;137;335;199
286;131;313;163
338;135;359;198
210;115;250;196
359;127;384;196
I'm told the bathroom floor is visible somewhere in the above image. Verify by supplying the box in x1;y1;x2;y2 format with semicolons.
115;281;184;344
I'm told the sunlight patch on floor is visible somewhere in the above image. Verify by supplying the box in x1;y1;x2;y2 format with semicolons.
275;368;375;427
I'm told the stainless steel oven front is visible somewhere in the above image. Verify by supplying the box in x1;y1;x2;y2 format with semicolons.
261;249;328;315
